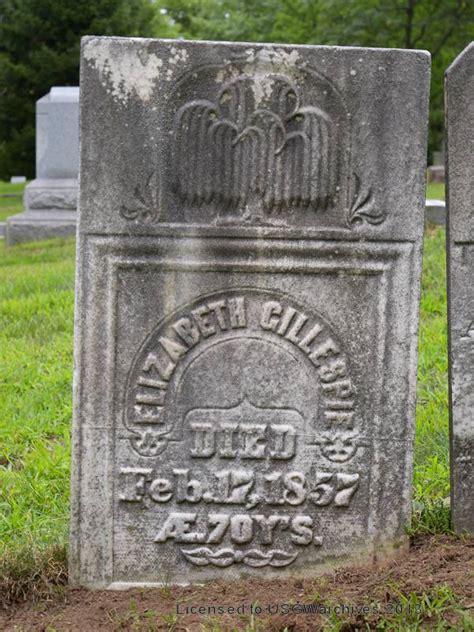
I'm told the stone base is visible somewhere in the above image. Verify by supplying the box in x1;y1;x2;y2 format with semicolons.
427;165;445;183
425;199;446;225
6;209;77;245
6;177;78;245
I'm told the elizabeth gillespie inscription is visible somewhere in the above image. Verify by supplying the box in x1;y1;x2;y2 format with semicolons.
125;290;363;461
119;289;364;568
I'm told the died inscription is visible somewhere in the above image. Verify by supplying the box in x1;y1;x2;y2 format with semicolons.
119;289;364;568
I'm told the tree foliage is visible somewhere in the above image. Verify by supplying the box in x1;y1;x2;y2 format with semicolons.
0;0;472;178
163;0;474;157
0;0;173;179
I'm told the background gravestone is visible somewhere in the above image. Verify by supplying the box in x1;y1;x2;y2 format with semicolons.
70;36;430;588
6;87;79;245
446;42;474;534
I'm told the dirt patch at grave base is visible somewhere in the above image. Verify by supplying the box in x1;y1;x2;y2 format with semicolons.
1;535;473;631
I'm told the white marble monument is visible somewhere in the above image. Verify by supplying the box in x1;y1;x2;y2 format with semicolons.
6;87;79;244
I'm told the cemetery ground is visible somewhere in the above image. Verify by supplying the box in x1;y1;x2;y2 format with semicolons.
0;183;472;630
0;182;24;222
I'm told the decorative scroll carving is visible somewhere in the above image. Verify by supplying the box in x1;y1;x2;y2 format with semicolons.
181;547;298;567
317;431;369;463
172;74;340;222
347;173;383;226
120;171;161;224
130;429;167;457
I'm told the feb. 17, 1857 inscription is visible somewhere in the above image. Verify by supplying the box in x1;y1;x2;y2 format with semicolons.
70;37;430;587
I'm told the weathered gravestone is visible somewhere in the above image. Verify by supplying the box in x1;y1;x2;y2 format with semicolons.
70;37;430;587
446;42;474;534
6;87;79;245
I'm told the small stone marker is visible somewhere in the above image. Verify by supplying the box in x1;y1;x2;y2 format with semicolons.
446;42;474;534
427;165;445;184
427;147;445;183
425;199;446;225
6;87;79;244
10;176;26;184
70;37;430;587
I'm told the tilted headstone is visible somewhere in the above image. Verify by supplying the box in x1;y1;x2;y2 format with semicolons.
6;87;79;244
70;37;430;587
446;42;474;534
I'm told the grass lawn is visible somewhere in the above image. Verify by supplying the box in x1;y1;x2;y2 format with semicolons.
0;225;450;557
0;181;26;222
0;239;75;556
2;226;471;631
412;225;450;534
426;181;445;200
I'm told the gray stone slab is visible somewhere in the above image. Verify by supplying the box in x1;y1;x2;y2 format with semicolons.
70;36;430;588
425;199;446;225
427;165;445;183
24;178;78;211
6;178;78;245
446;42;474;534
37;87;79;179
5;210;77;245
6;87;79;245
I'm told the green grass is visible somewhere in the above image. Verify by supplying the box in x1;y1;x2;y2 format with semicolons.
103;585;473;631
413;225;450;532
0;238;75;557
0;180;26;222
320;584;473;631
426;182;445;200
0;223;450;572
0;181;26;196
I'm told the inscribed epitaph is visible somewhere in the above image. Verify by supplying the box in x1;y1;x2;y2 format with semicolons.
446;42;474;534
70;37;430;587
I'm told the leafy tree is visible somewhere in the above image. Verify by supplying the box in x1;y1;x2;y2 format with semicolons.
1;0;472;178
0;0;178;179
164;0;474;158
295;0;474;157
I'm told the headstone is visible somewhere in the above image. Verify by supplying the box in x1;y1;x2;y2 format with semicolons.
428;144;446;182
70;37;430;587
446;42;474;534
6;87;79;244
427;165;445;183
10;176;26;184
425;199;446;225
